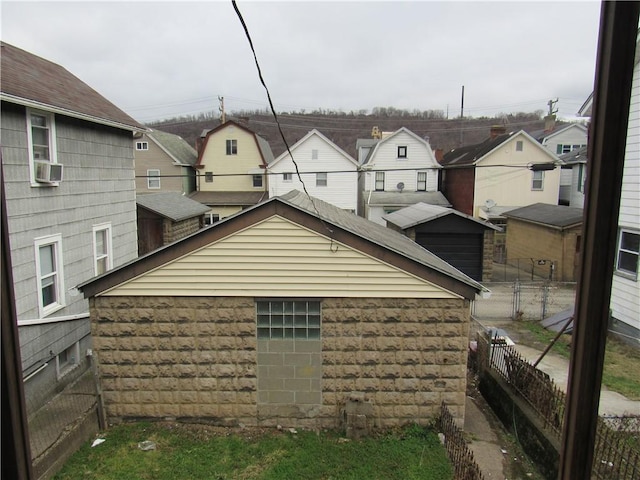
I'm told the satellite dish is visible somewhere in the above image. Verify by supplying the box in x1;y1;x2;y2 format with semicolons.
397;182;405;192
485;199;496;210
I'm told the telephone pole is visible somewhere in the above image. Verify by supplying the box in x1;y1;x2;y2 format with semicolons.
218;96;226;124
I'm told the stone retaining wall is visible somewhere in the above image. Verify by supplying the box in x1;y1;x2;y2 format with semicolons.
90;295;470;428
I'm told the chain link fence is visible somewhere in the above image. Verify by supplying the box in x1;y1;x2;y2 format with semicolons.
26;366;101;478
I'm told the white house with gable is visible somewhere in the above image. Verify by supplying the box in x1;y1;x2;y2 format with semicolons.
268;129;359;211
610;28;640;345
357;127;448;226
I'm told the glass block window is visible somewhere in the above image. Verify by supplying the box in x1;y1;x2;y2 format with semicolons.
257;300;321;340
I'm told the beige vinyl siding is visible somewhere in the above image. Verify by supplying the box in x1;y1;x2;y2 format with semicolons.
472;134;561;217
134;135;186;193
199;125;265;192
102;216;459;299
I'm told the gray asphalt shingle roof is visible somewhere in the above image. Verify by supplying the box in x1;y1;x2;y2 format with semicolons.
137;192;210;222
367;191;451;207
383;202;501;231
0;42;143;131
560;146;588;165
148;130;198;166
503;203;584;228
440;131;516;166
279;190;484;292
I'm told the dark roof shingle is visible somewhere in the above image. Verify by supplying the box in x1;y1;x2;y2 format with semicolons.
0;42;143;131
503;203;583;228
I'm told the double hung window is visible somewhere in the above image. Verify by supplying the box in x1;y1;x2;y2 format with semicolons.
616;230;639;279
147;169;160;189
226;139;238;155
35;234;65;316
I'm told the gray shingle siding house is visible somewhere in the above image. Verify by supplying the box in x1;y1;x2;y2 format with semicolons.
0;42;145;411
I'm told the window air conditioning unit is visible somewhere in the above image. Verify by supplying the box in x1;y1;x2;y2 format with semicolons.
35;161;63;183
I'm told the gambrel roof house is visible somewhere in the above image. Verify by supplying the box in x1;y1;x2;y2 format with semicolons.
268;129;359;211
79;190;485;430
357;127;448;225
439;128;562;221
134;129;198;195
190;120;274;223
0;42;144;423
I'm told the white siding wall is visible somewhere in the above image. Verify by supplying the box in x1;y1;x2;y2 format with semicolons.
610;51;640;335
362;131;440;192
569;165;586;208
268;134;358;211
541;125;588;155
104;216;459;299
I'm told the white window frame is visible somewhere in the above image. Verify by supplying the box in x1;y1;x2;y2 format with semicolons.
92;223;113;276
578;164;586;193
147;169;160;189
135;141;149;151
312;149;319;160
283;172;293;182
375;171;385;191
316;172;327;187
204;213;220;225
26;108;58;186
615;229;639;280
397;146;407;159
532;171;544;191
253;174;263;188
515;140;524;152
56;341;80;379
34;234;65;317
417;171;427;191
226;139;238;155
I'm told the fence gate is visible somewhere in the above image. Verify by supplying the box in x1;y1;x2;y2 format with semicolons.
511;281;555;320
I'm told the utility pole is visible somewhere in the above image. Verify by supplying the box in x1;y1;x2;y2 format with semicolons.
460;85;465;144
547;98;558;116
218;96;226;124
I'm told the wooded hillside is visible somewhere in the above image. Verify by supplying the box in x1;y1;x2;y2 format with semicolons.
148;109;553;158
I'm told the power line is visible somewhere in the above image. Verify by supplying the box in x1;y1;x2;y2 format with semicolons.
232;0;333;237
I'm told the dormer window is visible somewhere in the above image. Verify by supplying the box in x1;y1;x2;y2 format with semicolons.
397;146;407;158
136;141;148;151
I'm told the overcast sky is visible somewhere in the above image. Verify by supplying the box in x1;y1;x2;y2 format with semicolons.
2;1;601;124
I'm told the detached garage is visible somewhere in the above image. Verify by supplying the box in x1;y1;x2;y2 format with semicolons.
384;203;500;282
79;191;485;431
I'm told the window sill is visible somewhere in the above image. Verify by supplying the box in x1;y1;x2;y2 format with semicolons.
613;270;638;282
41;303;65;318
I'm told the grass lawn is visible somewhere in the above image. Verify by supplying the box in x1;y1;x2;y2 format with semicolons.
521;321;640;400
53;422;453;480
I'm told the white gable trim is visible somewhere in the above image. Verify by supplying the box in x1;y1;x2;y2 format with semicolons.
269;129;358;169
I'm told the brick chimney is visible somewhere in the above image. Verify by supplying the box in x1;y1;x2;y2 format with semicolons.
489;125;507;139
544;114;556;132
